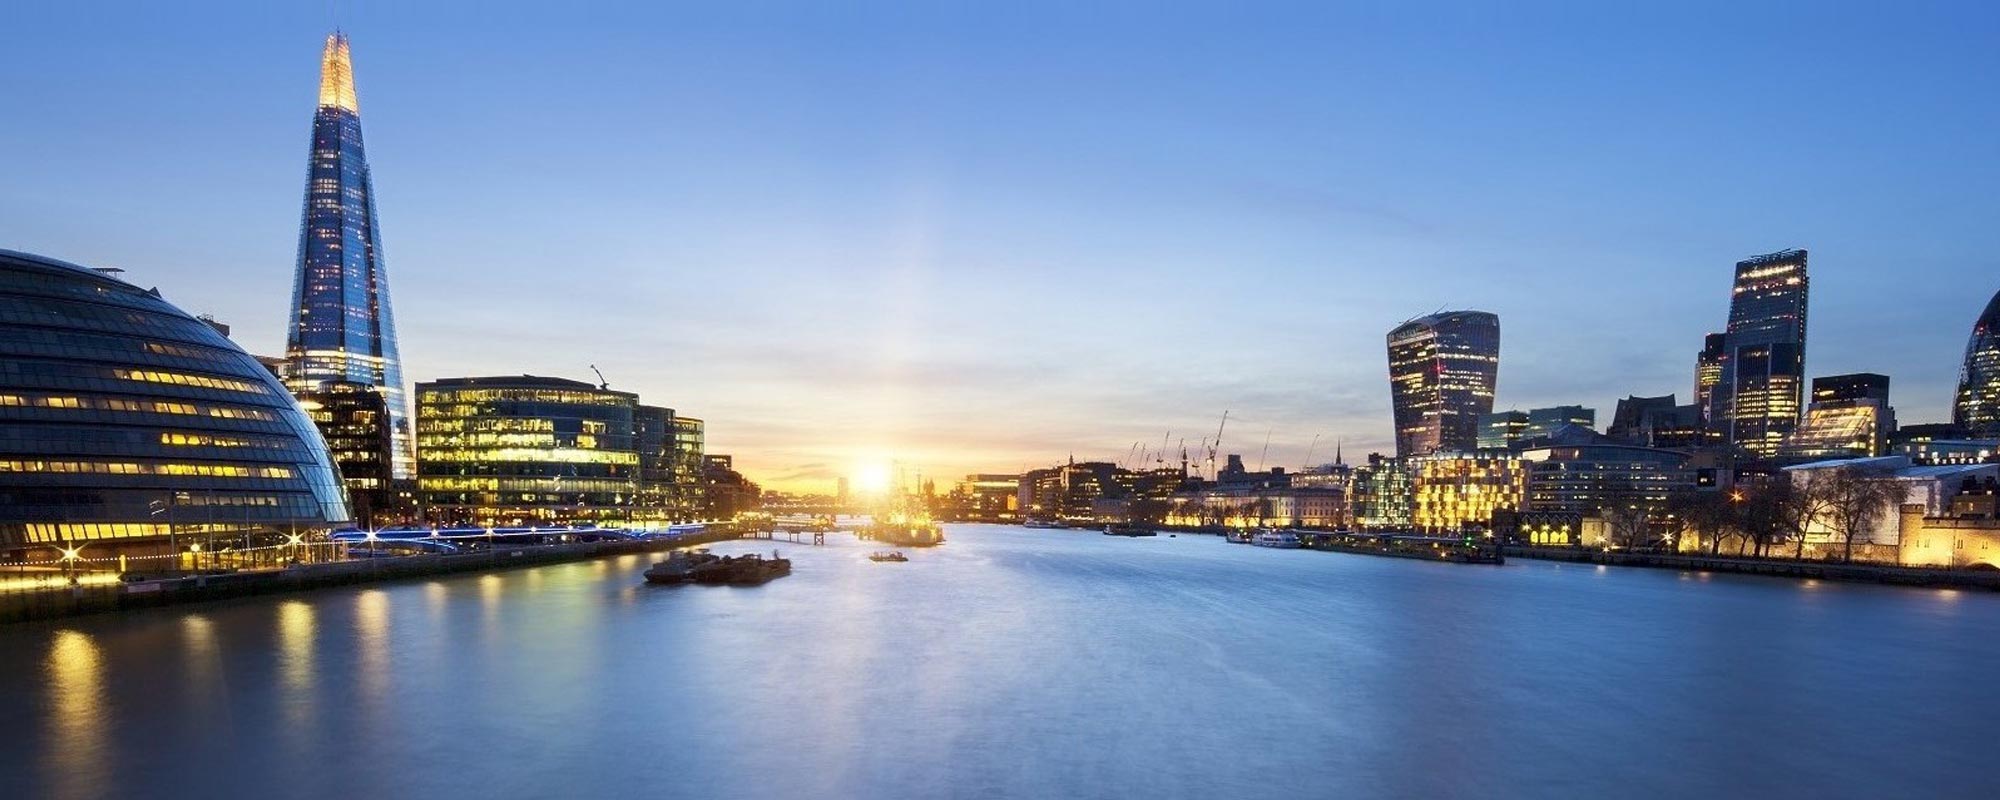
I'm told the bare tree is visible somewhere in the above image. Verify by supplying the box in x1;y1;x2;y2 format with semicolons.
1667;488;1738;555
1603;505;1653;549
1816;465;1904;563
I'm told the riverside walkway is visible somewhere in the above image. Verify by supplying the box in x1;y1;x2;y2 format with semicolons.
0;527;747;624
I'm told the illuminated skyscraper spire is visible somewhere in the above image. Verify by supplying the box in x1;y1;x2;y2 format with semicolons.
317;33;359;113
285;32;414;480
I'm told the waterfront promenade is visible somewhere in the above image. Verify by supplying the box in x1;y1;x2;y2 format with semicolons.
0;528;744;624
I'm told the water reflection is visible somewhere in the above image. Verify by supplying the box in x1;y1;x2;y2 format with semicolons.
277;601;316;727
355;590;391;710
44;630;107;800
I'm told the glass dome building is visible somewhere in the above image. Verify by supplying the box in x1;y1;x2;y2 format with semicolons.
0;249;350;555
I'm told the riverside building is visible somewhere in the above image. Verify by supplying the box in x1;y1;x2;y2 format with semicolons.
0;250;350;557
283;33;415;482
415;376;640;527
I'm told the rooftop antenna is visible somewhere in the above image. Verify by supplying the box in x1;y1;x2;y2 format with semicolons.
589;364;609;390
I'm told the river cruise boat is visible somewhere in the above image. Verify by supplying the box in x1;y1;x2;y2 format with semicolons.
869;551;909;562
1251;528;1303;549
1102;523;1158;537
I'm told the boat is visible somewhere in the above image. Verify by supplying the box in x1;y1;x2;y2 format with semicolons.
643;549;720;584
869;551;909;562
690;551;792;585
1251;528;1303;549
1022;518;1064;529
1102;523;1158;537
864;517;946;547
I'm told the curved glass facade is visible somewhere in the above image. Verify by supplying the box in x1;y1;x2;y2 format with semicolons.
1955;290;2000;439
0;250;351;548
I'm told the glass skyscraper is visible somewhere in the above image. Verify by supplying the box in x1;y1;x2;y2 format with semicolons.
284;33;413;480
1712;249;1809;457
1955;289;2000;439
1387;311;1500;456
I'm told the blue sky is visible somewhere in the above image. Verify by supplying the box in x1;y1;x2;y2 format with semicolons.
4;1;1997;490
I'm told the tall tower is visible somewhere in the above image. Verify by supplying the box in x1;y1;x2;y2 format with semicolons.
285;33;413;479
1955;289;2000;438
1387;311;1500;457
1714;249;1809;457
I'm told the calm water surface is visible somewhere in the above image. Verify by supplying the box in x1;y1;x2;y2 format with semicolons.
2;524;1994;799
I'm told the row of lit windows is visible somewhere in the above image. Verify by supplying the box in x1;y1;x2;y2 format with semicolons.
418;389;630;405
113;368;270;395
417;417;557;432
414;448;638;465
0;393;272;420
0;460;297;479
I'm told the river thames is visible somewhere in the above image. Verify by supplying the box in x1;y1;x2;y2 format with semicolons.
2;524;1994;799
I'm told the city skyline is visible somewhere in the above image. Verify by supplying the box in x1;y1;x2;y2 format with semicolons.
5;3;1999;490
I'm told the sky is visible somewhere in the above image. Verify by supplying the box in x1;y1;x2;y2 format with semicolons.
4;1;1998;492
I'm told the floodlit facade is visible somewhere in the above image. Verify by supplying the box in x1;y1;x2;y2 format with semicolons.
1408;451;1527;534
1711;249;1810;456
0;250;350;552
415;376;639;527
1388;311;1500;456
1778;373;1895;461
1955;289;2000;438
284;33;414;480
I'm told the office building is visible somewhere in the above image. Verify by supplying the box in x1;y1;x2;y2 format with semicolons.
1710;249;1810;456
1694;332;1726;425
284;33;414;481
1956;289;2000;438
1777;373;1896;461
293;380;398;524
1480;405;1595;449
0;250;349;554
1408;451;1527;534
1387;311;1500;456
414;376;639;527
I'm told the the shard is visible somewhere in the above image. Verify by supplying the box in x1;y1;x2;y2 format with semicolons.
284;33;413;479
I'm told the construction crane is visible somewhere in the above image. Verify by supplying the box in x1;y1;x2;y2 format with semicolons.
589;364;609;390
1206;411;1229;481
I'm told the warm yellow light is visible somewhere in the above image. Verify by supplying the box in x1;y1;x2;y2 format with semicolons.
852;462;893;494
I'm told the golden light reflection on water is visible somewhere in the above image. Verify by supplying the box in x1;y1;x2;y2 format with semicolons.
277;601;316;727
356;590;391;708
44;630;107;800
181;615;219;693
480;574;504;639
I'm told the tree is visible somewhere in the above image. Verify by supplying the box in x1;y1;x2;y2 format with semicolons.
1603;505;1654;549
1734;480;1831;559
1815;465;1905;563
1666;488;1733;555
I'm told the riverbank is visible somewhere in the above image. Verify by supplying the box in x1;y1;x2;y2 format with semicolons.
1504;545;2000;590
0;528;745;625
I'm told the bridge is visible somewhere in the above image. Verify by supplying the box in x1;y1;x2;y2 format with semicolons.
740;515;871;546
